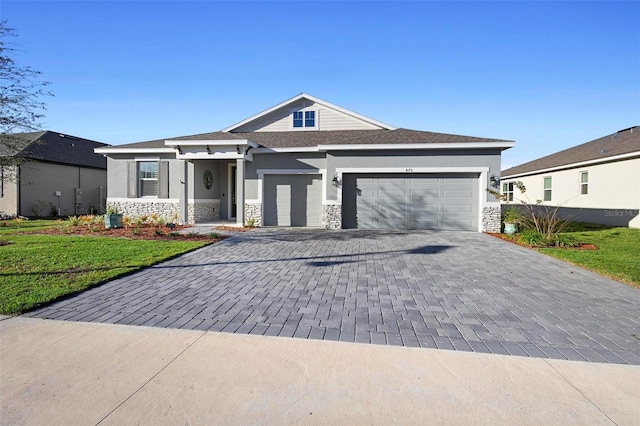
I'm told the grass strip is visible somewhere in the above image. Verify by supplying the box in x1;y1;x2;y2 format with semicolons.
0;234;209;315
539;227;640;286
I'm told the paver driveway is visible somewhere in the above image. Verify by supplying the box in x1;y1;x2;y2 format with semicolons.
27;229;640;364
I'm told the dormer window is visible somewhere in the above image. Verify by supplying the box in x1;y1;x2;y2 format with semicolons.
292;110;316;128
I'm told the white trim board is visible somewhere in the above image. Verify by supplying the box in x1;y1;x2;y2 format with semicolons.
319;142;515;151
95;148;176;154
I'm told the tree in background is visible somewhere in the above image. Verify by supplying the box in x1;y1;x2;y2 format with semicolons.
0;20;53;172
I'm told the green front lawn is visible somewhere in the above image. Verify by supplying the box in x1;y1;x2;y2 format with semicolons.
539;227;640;286
0;234;209;315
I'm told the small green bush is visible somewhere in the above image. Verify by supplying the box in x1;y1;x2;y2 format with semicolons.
68;216;81;226
554;234;580;248
518;229;546;246
207;232;219;239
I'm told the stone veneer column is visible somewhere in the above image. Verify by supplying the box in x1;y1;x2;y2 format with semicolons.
244;203;262;227
322;204;342;229
482;205;502;233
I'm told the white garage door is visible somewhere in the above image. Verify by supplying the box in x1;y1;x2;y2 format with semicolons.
263;174;322;227
342;173;479;231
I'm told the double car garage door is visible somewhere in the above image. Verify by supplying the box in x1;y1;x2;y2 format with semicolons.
342;173;479;231
262;173;479;231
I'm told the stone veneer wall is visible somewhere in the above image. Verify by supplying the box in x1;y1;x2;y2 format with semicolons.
482;205;502;233
107;200;180;222
188;199;220;224
245;203;262;227
322;204;342;229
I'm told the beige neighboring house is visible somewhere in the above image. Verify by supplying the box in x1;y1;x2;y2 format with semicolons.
500;126;640;228
0;131;109;217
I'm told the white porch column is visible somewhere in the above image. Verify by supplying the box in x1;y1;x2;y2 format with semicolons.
179;160;189;224
235;159;245;226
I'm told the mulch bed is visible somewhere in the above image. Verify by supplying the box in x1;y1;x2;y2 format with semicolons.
486;232;597;250
16;224;251;242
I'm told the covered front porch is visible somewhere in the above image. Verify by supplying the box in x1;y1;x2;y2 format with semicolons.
166;139;258;226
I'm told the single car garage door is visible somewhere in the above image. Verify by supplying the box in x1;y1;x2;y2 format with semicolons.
342;173;478;231
263;174;322;227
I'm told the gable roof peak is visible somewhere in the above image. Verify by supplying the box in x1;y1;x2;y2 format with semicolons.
221;93;397;132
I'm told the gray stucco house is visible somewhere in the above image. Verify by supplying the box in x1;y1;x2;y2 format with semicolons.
95;94;514;232
1;131;108;217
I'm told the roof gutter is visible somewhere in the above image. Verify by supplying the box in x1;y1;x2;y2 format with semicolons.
94;147;175;154
318;142;515;151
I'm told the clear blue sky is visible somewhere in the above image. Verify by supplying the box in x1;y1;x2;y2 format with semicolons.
2;1;639;168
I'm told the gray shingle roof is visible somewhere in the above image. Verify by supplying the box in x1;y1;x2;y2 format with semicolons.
502;126;640;177
110;128;512;150
1;131;110;169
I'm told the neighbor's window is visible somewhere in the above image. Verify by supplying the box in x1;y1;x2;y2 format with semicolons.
502;182;514;201
543;176;552;201
292;110;316;128
139;161;158;197
580;171;588;195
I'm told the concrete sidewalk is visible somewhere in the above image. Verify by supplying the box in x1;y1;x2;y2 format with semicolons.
1;317;638;425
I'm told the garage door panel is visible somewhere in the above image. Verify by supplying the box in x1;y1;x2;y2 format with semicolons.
359;189;376;198
380;188;407;197
378;204;406;215
443;177;475;184
409;204;439;213
443;189;474;199
410;177;438;184
378;177;407;184
410;218;440;229
344;173;478;231
410;189;439;199
442;217;475;230
443;203;473;213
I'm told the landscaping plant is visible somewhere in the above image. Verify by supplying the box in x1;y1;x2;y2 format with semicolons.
488;180;575;247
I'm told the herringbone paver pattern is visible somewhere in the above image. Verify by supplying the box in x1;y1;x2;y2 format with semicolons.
27;229;640;364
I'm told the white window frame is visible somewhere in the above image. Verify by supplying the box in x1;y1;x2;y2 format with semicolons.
290;109;318;130
543;176;552;201
502;181;514;202
139;161;159;198
580;171;588;195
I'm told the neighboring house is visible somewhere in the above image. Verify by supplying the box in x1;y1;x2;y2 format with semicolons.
500;126;640;228
95;93;514;232
0;131;109;217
